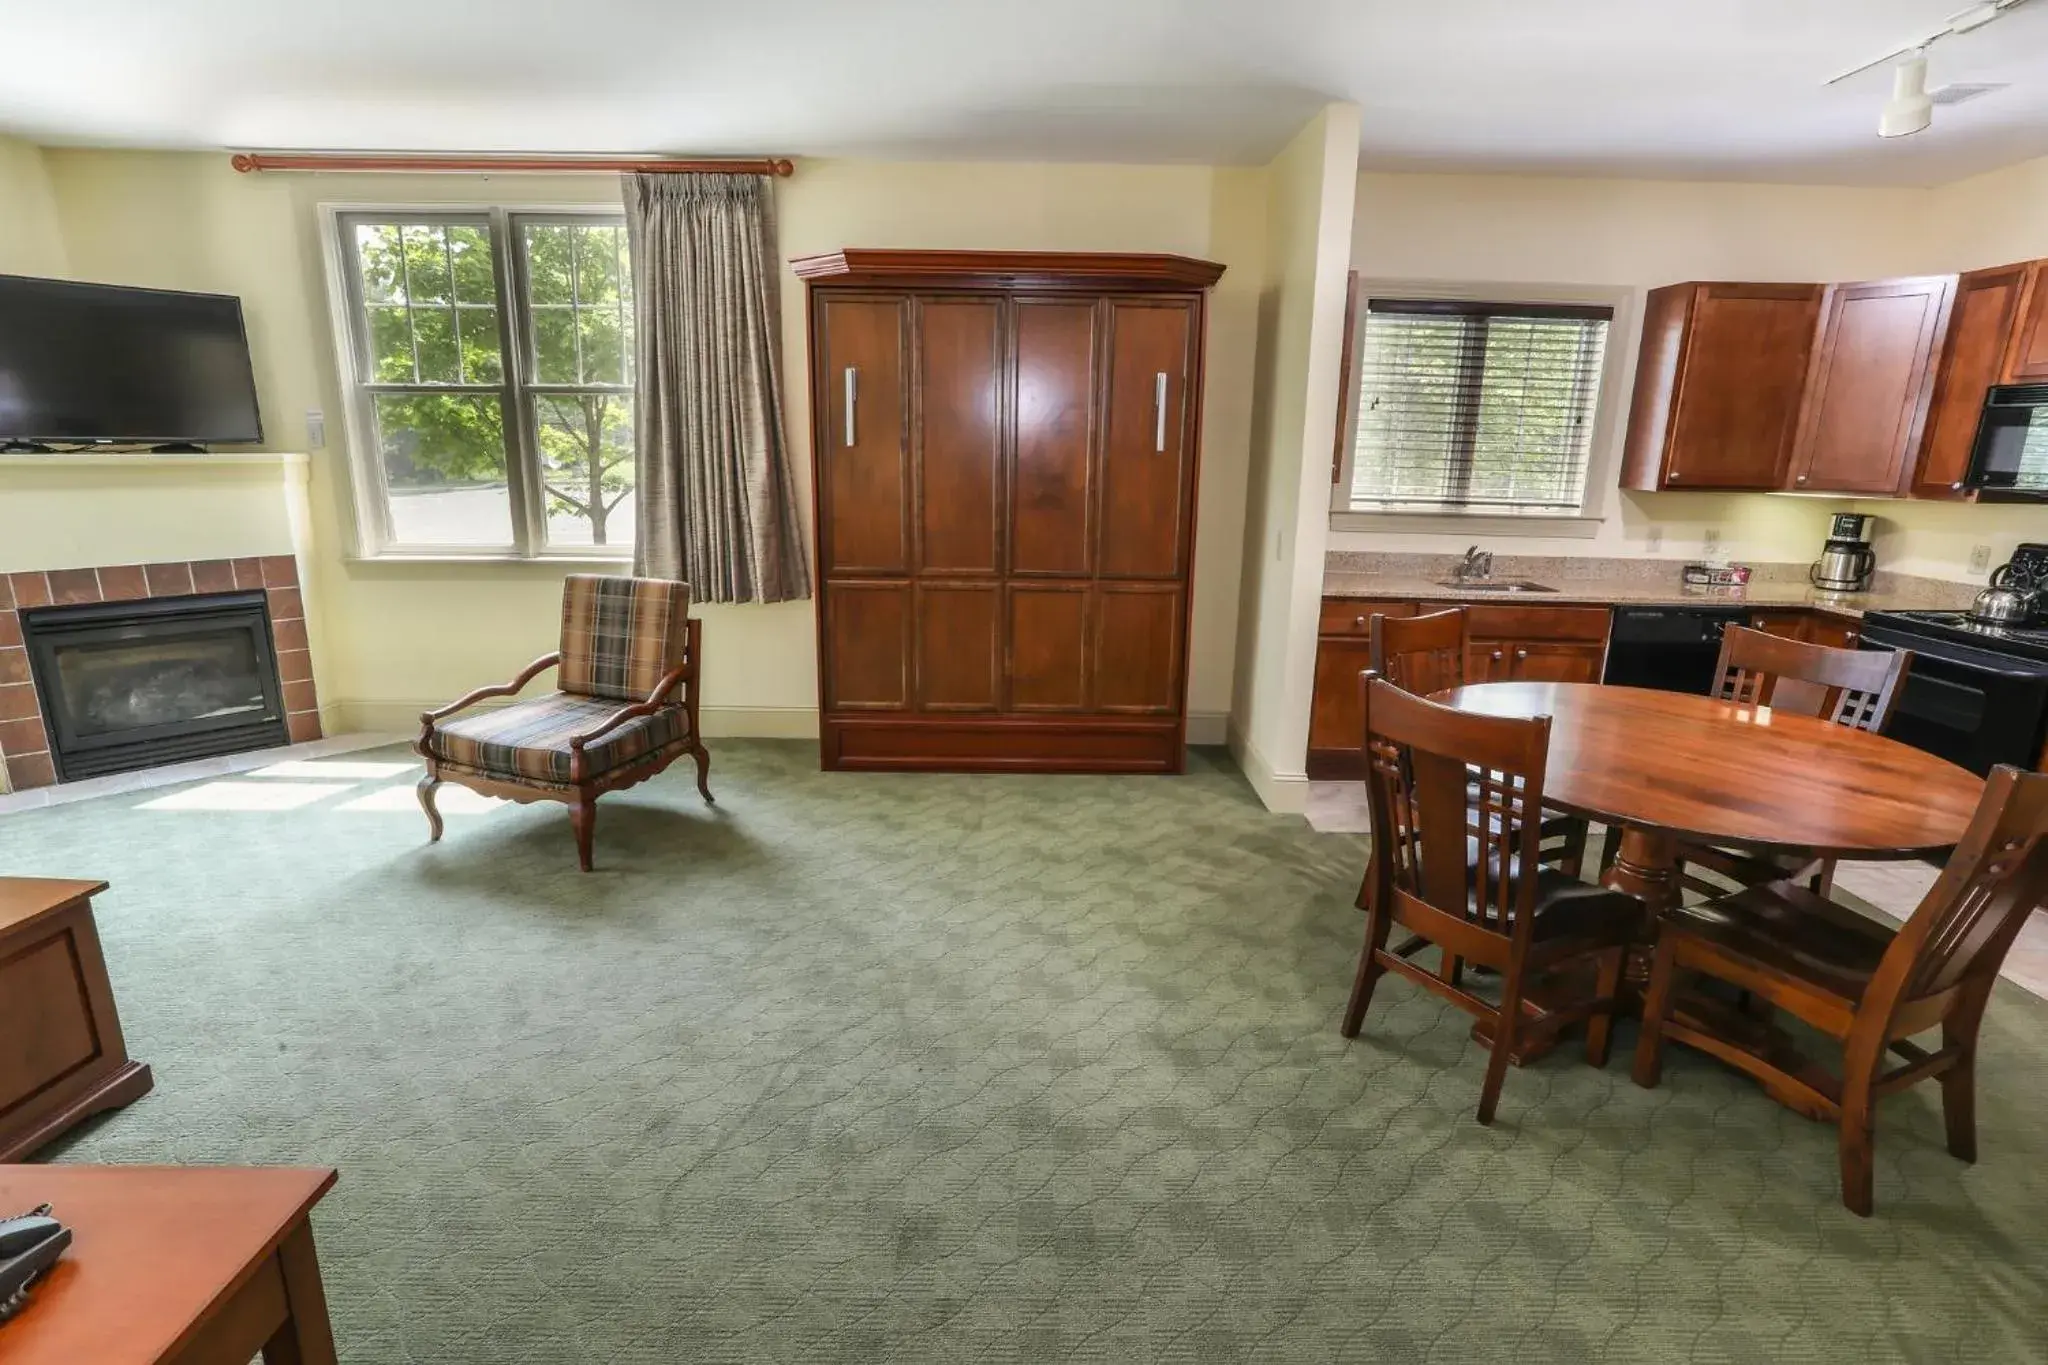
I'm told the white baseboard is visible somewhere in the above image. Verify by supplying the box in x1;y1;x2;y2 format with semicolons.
1186;711;1227;746
1226;717;1308;815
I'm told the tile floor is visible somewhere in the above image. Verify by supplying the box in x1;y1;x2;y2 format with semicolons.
1305;780;2048;1001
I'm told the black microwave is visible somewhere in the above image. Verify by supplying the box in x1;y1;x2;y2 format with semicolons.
1967;384;2048;495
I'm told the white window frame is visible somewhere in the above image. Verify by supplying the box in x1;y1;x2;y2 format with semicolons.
1330;279;1638;539
318;201;636;562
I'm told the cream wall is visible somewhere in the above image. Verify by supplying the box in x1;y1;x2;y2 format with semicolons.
36;151;1265;735
0;136;66;276
1337;168;2048;581
1229;104;1362;810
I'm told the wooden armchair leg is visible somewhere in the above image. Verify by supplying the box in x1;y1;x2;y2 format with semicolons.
1838;1078;1877;1217
570;794;597;873
1477;952;1527;1126
417;776;444;843
1585;946;1624;1069
692;742;714;805
1341;892;1394;1039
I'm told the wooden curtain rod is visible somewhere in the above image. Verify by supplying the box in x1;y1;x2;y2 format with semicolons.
229;152;794;176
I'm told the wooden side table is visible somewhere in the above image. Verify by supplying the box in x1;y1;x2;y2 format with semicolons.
0;878;153;1161
0;1164;340;1364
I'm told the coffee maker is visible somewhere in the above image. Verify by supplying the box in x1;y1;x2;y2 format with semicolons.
1811;512;1877;592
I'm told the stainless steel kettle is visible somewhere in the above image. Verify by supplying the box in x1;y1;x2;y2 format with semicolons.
1968;564;2039;626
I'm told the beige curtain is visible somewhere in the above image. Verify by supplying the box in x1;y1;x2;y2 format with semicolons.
625;172;810;603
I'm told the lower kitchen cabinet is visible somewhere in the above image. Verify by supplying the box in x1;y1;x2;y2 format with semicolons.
1747;609;1859;649
1306;598;1416;779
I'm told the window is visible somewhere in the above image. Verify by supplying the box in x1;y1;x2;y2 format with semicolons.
328;209;637;557
1339;296;1614;518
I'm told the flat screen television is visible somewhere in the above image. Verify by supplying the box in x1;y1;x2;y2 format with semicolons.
0;273;263;446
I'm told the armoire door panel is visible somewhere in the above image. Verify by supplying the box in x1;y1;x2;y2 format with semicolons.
915;582;1000;712
819;297;910;574
917;298;1003;573
825;581;911;710
1091;583;1182;714
1007;585;1090;711
1098;300;1194;578
1010;300;1097;576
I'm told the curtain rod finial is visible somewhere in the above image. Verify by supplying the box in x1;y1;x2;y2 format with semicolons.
230;153;259;173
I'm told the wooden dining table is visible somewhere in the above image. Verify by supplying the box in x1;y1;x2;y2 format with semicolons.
1442;680;1986;916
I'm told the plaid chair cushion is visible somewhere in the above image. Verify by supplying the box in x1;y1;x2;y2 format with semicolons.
559;574;691;702
426;692;689;785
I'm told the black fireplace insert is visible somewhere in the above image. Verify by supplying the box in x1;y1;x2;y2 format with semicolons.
21;591;291;780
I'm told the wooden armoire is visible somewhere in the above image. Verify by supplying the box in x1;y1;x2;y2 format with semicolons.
793;249;1225;773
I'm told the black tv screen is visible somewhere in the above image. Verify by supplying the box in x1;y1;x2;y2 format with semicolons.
0;274;263;444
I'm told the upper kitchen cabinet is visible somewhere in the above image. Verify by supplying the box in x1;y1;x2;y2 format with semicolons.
2001;260;2048;382
1785;275;1954;496
1910;263;2031;499
1619;282;1825;491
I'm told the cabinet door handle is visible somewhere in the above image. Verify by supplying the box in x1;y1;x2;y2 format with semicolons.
1951;481;1964;491
1796;474;1809;484
1353;616;1366;627
843;367;857;448
1154;372;1168;452
1491;650;1504;661
1516;648;1529;660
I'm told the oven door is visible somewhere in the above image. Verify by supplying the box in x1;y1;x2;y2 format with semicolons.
1858;624;2048;775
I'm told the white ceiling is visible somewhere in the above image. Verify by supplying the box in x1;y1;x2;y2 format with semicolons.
2;0;2046;185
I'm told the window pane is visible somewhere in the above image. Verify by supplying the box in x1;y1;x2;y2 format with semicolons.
356;224;405;303
400;225;451;303
371;393;512;546
366;304;415;382
447;225;496;304
534;392;635;548
531;306;579;383
412;306;460;384
575;225;622;304
1349;303;1607;515
457;305;502;383
524;224;573;305
578;307;628;385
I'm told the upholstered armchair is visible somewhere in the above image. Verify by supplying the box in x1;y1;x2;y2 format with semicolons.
415;574;710;871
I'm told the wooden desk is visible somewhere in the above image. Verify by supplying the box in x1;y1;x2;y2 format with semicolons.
0;1165;339;1364
0;878;153;1160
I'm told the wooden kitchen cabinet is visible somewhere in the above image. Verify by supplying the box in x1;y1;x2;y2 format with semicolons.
1466;605;1611;684
1785;275;1954;495
1746;609;1859;648
2001;260;2048;382
1620;282;1826;491
1306;599;1417;778
1911;263;2031;499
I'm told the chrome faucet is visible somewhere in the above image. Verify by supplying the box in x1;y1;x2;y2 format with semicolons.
1451;545;1494;583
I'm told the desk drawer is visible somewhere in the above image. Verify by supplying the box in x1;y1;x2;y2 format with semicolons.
1465;604;1611;642
1319;598;1418;637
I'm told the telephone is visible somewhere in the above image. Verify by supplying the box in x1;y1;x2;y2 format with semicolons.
0;1205;71;1325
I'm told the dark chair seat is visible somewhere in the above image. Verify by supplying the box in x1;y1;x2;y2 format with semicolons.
426;691;691;787
1657;879;1894;1003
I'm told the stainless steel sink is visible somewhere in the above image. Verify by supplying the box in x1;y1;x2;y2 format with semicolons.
1433;579;1560;594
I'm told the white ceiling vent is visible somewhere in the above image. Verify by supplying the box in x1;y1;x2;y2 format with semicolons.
1929;82;2010;105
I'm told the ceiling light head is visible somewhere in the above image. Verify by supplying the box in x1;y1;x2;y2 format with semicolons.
1880;53;1933;138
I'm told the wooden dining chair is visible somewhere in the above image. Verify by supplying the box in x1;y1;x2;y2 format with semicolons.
1341;676;1640;1125
1371;607;1590;879
1632;764;2048;1216
1600;625;1912;896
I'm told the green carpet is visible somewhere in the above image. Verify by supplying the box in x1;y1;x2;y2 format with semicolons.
8;741;2047;1363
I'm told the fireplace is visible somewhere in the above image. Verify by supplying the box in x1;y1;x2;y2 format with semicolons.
21;592;291;780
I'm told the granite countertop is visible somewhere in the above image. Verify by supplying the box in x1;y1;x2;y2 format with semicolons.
1321;554;1981;619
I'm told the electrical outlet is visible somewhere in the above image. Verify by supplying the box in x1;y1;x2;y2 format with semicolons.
1645;526;1663;553
1702;527;1722;557
1969;543;1993;573
305;410;326;450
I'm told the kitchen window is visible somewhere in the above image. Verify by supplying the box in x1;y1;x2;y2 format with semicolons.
325;207;636;558
1333;286;1624;528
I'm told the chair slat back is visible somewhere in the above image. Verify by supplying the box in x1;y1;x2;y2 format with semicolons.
1710;626;1910;732
1877;767;2048;1003
1361;676;1552;941
1370;607;1467;698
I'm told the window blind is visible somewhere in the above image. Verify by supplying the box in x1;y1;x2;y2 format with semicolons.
1348;299;1612;514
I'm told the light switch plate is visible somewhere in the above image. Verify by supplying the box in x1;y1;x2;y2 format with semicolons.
306;410;326;450
1970;544;1993;573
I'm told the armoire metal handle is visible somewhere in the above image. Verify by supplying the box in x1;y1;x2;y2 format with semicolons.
1154;372;1168;452
843;367;857;447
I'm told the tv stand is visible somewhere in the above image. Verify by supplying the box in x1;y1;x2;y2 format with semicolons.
0;440;54;453
149;442;211;454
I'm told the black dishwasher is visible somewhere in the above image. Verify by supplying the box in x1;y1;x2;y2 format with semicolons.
1601;606;1750;694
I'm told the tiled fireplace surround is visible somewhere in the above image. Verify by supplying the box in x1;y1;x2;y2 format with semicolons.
0;556;322;791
